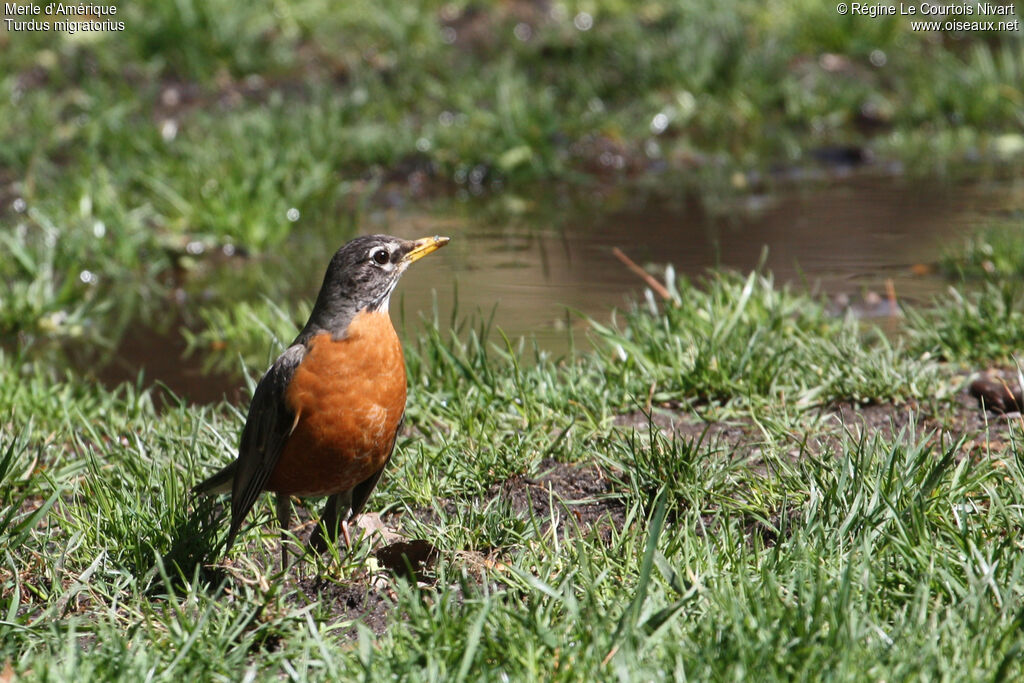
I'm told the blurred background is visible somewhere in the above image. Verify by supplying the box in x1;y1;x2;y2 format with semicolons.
1;0;1022;402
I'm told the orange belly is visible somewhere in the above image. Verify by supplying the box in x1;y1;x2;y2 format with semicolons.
266;311;407;497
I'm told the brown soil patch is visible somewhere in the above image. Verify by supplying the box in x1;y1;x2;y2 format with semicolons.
275;459;626;635
483;458;625;535
615;407;755;452
294;575;395;637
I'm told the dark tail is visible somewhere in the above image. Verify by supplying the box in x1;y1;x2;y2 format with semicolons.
192;462;235;495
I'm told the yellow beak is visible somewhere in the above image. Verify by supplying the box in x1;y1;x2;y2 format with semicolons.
402;235;450;264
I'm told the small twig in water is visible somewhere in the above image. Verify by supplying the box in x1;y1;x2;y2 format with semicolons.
885;278;899;316
611;247;672;301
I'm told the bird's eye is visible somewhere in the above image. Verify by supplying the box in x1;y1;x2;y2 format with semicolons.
371;248;390;265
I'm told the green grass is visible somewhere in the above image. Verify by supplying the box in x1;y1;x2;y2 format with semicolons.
906;280;1024;364
906;218;1024;365
592;268;942;410
5;268;1024;679
940;214;1024;280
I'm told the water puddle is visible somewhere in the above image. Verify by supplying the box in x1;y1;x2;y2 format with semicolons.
388;174;1016;346
91;320;248;406
91;173;1023;403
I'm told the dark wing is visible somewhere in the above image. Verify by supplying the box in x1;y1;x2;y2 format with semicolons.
224;344;306;551
348;411;404;519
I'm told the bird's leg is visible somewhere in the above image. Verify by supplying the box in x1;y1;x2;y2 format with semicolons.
276;494;292;569
310;492;346;554
341;519;352;549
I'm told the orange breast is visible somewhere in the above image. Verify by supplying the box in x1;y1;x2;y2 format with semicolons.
266;311;407;497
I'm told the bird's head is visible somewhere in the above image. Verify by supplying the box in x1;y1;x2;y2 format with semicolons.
302;234;450;339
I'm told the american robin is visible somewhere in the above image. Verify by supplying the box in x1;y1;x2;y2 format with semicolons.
194;234;449;564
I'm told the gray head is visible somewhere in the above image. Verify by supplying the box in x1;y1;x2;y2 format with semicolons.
298;234;449;341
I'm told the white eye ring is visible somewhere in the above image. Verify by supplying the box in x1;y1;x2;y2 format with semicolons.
371;248;390;265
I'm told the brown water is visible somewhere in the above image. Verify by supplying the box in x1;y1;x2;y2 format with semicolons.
100;173;1022;403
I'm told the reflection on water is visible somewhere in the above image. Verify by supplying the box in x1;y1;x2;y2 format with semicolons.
386;175;1016;349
